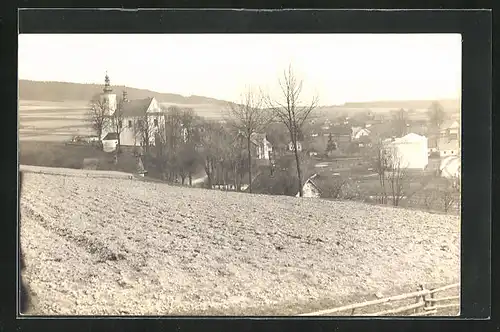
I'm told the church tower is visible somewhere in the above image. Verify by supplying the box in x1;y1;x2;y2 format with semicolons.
100;72;117;116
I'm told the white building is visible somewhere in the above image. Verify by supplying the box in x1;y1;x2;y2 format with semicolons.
296;174;322;198
383;133;429;170
250;133;273;160
99;74;166;149
440;120;460;140
118;96;165;147
438;140;460;157
437;120;461;157
351;126;371;140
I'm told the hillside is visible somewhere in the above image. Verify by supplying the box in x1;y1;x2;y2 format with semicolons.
19;79;460;114
20;166;460;316
19;80;229;106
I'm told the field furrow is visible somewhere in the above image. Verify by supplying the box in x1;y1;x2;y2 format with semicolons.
20;169;460;315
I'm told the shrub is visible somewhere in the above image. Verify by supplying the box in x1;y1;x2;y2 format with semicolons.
319;177;362;200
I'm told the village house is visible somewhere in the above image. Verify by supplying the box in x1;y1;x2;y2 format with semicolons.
383;133;429;170
437;120;461;157
295;173;326;198
102;132;119;153
99;74;166;150
440;120;460;140
250;133;273;160
288;141;303;152
351;126;371;141
295;173;355;199
437;140;460;157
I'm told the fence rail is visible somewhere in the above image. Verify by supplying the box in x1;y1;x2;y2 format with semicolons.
298;283;459;317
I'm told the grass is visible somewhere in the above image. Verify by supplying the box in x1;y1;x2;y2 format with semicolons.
19;141;137;173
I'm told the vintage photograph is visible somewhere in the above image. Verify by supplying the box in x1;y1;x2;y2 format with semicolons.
18;33;461;316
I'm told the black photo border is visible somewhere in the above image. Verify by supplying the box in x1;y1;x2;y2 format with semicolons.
1;6;493;332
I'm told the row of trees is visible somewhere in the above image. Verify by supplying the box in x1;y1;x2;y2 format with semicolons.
87;65;318;197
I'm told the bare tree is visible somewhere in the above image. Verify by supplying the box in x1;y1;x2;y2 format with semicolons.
440;177;459;213
226;88;270;193
157;106;201;184
179;108;201;185
111;100;125;154
372;140;389;204
265;64;319;197
391;108;409;137
427;101;446;131
87;95;110;141
386;148;408;207
135;112;158;154
372;141;409;206
198;121;220;188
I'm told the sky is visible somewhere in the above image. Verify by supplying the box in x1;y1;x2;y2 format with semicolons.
18;34;461;105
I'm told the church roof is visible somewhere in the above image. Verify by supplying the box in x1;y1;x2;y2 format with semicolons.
120;97;154;117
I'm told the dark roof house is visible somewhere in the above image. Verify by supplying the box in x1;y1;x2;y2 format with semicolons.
120;97;157;117
102;132;119;140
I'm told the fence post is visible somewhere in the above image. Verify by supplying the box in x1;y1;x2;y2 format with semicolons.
421;284;430;313
414;284;424;314
429;290;436;313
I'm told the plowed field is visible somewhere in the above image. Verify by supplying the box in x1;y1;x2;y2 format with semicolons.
19;167;460;316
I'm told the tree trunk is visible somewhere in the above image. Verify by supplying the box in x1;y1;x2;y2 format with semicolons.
205;156;213;188
292;133;303;197
188;173;192;186
247;136;252;193
234;170;238;191
222;165;228;187
116;125;121;151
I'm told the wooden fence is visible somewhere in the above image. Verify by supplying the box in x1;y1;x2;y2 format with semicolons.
299;283;460;317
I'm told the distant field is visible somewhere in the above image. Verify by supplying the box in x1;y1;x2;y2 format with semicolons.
18;100;227;142
19;100;91;142
160;102;226;119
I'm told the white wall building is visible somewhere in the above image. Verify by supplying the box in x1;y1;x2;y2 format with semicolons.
351;126;371;140
99;74;166;149
296;175;322;198
383;133;429;170
118;97;165;147
250;133;273;160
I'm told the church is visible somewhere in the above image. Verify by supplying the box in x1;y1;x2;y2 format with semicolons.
99;73;166;150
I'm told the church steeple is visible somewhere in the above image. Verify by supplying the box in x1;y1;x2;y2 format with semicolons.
103;71;113;93
99;71;117;117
